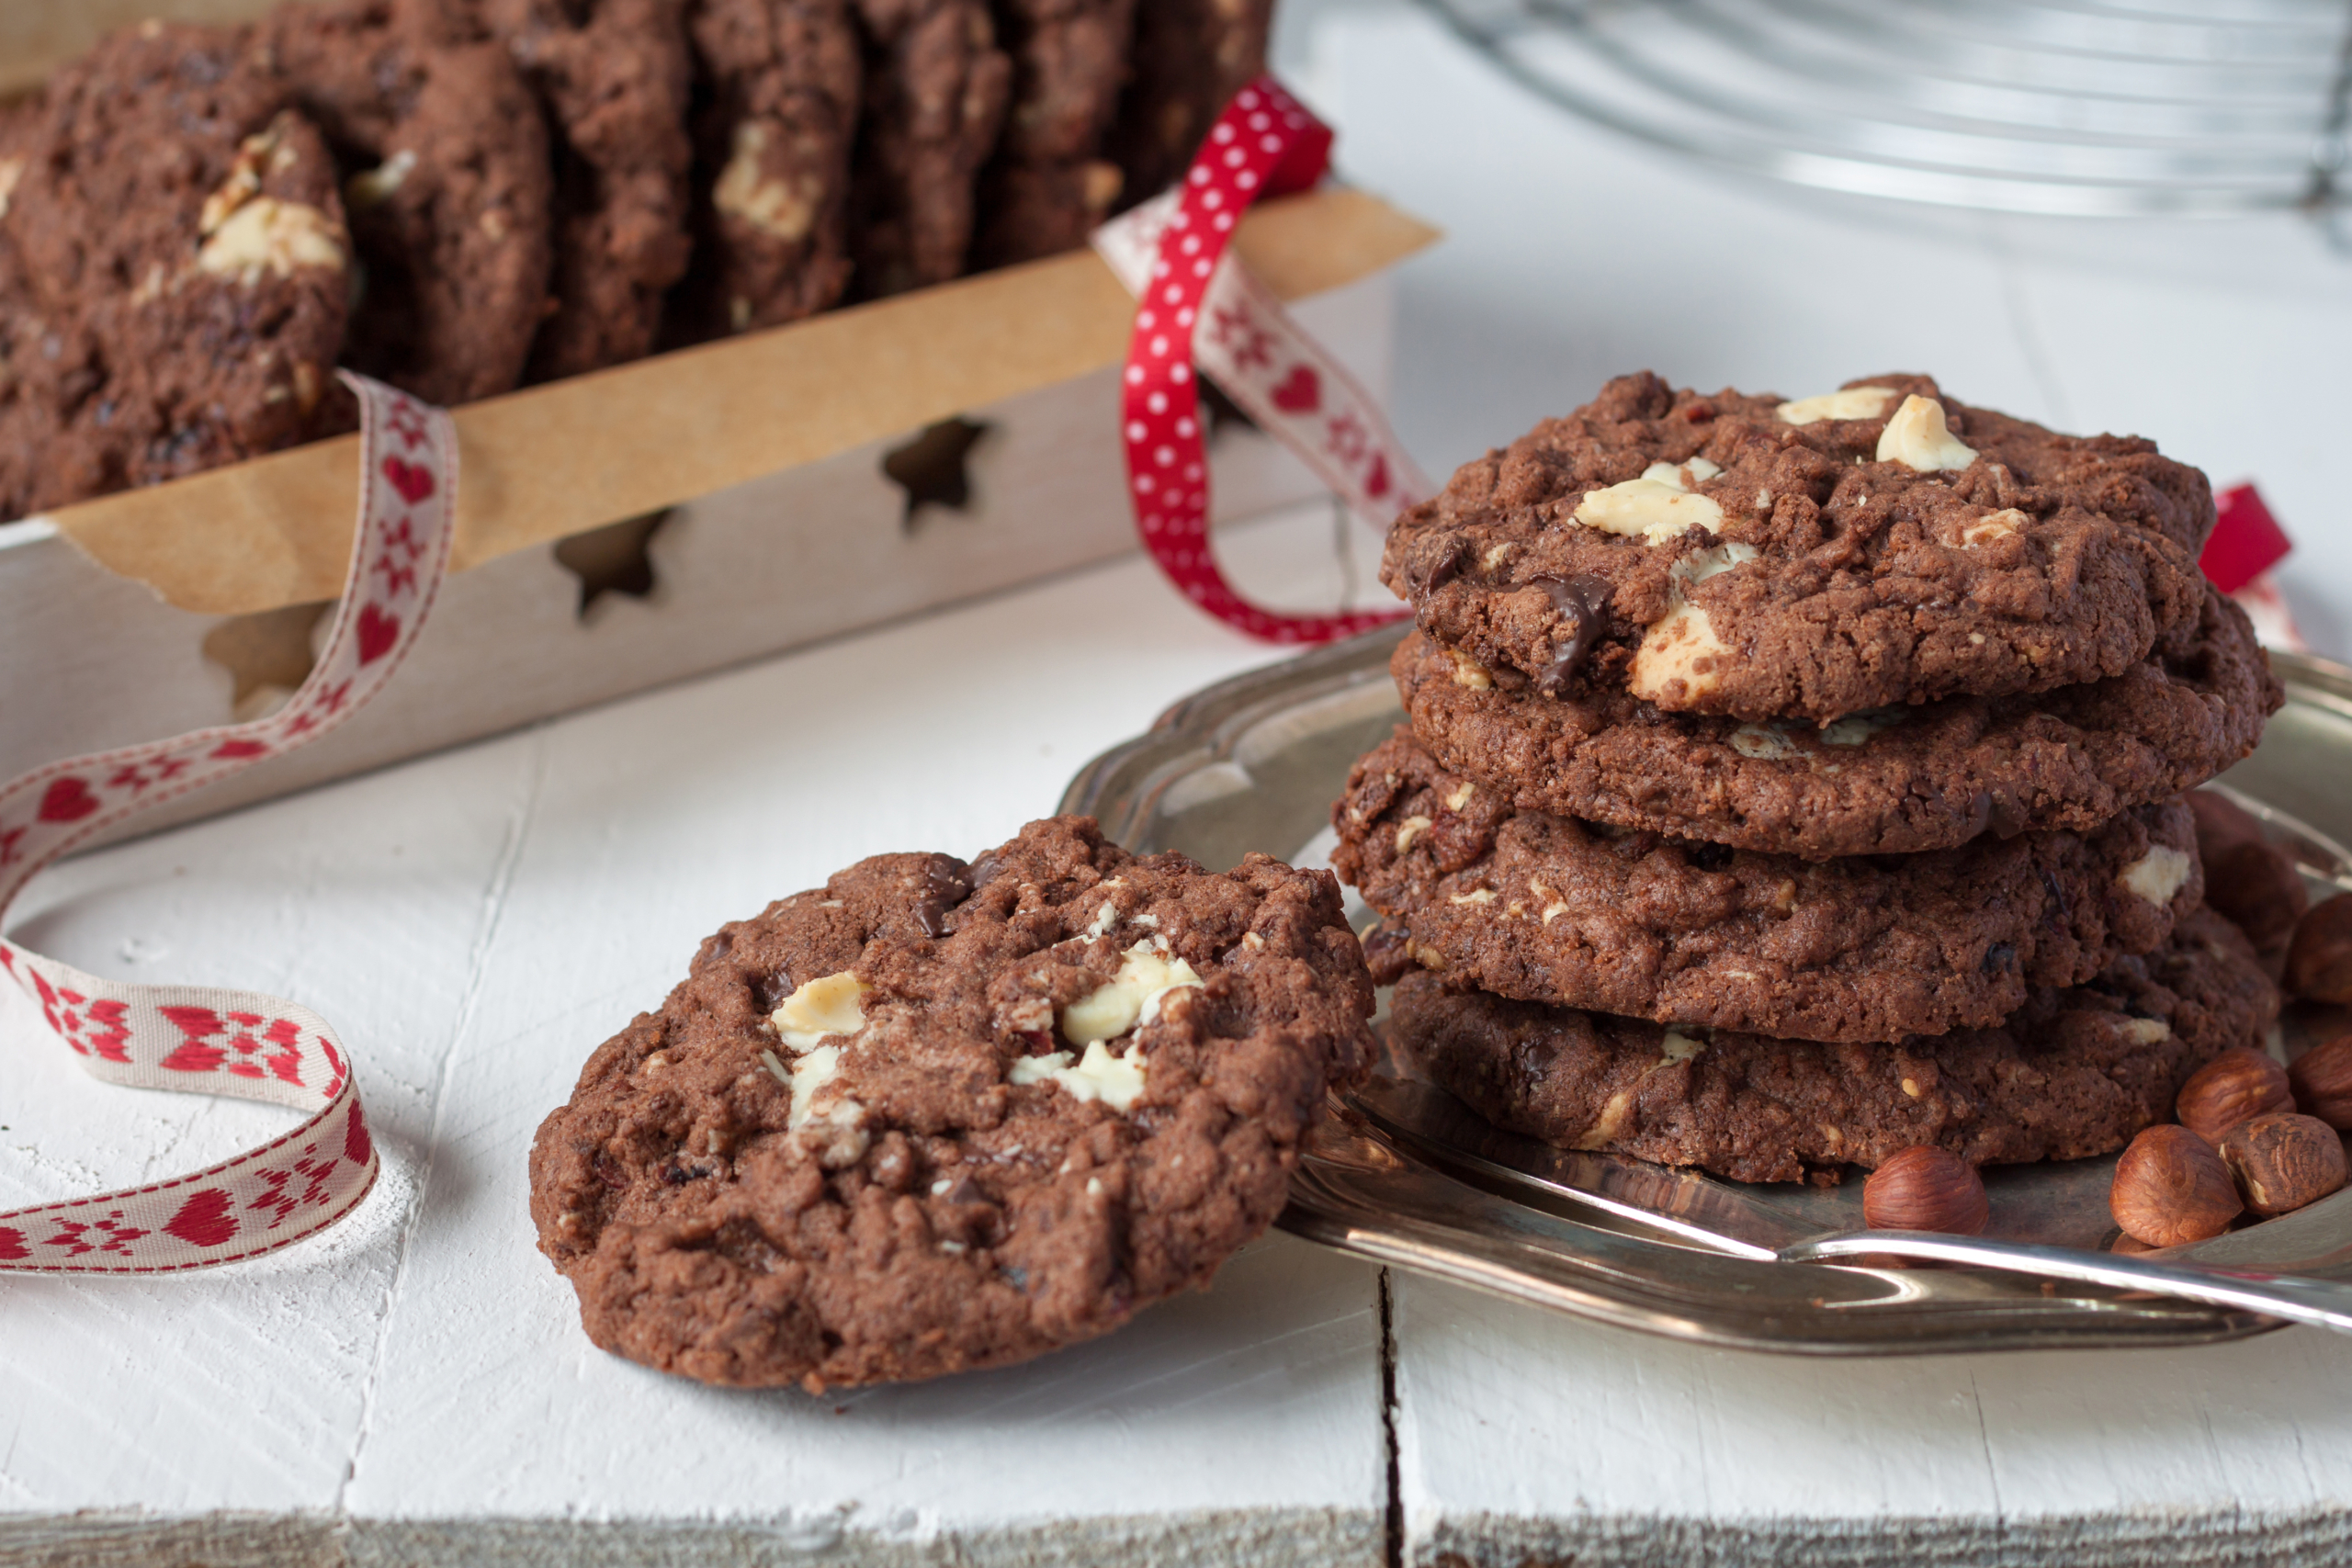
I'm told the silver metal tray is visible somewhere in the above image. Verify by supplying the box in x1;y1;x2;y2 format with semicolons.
1061;625;2352;1354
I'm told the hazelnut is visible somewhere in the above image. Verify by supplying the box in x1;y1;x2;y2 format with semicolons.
2216;1112;2349;1217
2285;895;2352;1003
1861;1145;1988;1235
2290;1035;2352;1129
2173;1046;2293;1142
2199;838;2308;953
2111;1124;2242;1247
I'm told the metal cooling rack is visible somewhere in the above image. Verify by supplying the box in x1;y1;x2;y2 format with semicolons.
1419;0;2352;216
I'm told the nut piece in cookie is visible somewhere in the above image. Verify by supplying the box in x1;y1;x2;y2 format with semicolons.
484;0;696;378
845;0;1012;298
673;0;862;339
269;0;555;406
0;23;351;518
1384;370;2220;723
529;815;1376;1392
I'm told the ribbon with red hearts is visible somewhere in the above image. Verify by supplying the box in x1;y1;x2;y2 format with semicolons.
0;373;455;1272
1091;77;1431;645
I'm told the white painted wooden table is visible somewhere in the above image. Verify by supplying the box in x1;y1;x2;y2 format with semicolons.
10;5;2352;1564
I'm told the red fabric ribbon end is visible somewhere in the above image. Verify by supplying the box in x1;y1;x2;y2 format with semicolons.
2202;482;2291;594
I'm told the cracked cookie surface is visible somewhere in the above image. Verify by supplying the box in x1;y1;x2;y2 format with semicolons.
530;815;1375;1392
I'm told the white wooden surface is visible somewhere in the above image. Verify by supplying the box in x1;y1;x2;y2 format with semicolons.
10;4;2352;1563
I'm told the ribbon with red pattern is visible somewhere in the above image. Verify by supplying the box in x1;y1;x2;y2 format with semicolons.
0;373;454;1272
1092;76;1430;645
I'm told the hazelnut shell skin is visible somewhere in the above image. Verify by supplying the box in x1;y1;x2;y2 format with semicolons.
2286;895;2352;1004
2110;1124;2242;1247
2217;1111;2349;1218
1862;1145;1989;1235
2290;1036;2352;1130
2190;794;2308;953
2174;1046;2294;1143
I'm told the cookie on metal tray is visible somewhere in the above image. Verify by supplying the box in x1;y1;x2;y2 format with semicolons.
0;21;351;518
970;0;1136;268
1334;729;2205;1044
530;815;1377;1391
1385;372;2217;724
674;0;861;337
267;0;553;405
1393;581;2279;861
484;0;695;378
1389;908;2278;1185
845;0;1012;297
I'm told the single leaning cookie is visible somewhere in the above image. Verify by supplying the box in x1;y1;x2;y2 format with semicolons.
268;0;554;406
485;0;695;378
674;0;861;338
1384;372;2215;724
1396;581;2279;861
531;816;1376;1392
970;0;1136;268
1335;730;2204;1043
0;21;351;519
1389;908;2278;1185
845;0;1012;297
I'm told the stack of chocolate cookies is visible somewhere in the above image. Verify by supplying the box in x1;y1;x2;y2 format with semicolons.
1333;372;2286;1185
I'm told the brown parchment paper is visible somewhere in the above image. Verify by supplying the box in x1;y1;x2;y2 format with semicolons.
47;188;1437;615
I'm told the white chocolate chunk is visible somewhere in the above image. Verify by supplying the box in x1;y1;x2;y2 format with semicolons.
1730;724;1800;761
1628;603;1727;701
1775;388;1897;425
1658;1030;1705;1066
345;149;416;210
2120;1017;2173;1045
772;971;869;1051
197;197;345;284
2119;845;2192;906
1574;1090;1634;1150
1817;708;1904;748
1671;541;1759;586
1010;1040;1149;1111
1575;465;1725;544
1876;395;1978;472
1058;938;1204;1046
715;118;820;241
1395;814;1433;852
1959;508;2027;548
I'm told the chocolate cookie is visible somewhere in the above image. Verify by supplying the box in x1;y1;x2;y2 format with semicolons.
0;21;351;519
675;0;861;337
845;0;1012;298
268;0;553;405
484;0;695;378
970;0;1135;267
1389;908;2278;1185
530;816;1376;1391
1385;372;2216;724
1336;730;2204;1043
1103;0;1271;209
1396;581;2279;861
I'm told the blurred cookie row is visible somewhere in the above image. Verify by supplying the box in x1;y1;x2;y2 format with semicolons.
0;0;1272;519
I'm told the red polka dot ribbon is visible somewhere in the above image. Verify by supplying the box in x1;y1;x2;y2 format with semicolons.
0;374;454;1273
1092;77;1431;644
